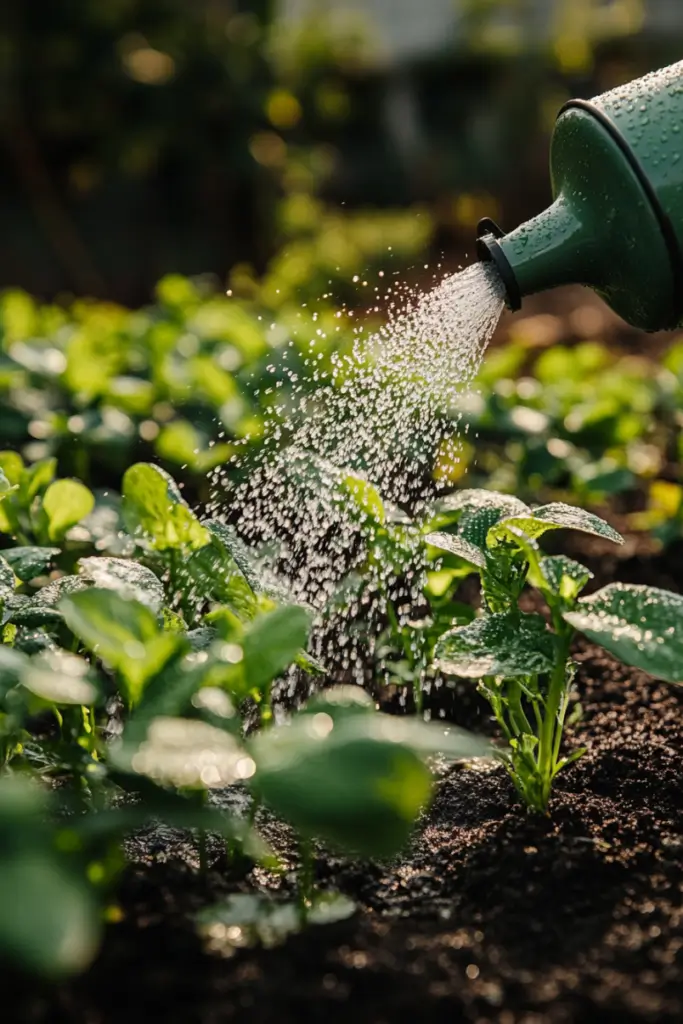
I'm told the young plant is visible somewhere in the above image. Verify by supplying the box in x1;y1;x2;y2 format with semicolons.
429;490;683;812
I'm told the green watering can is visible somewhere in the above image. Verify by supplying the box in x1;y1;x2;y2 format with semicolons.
477;60;683;331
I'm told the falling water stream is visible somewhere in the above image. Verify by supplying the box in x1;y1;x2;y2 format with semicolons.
208;262;506;685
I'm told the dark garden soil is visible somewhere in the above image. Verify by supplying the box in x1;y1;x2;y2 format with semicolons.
8;548;683;1024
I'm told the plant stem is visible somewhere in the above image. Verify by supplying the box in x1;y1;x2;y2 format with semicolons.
536;630;572;810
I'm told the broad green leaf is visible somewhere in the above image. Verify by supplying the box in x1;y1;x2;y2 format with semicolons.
0;468;11;495
436;489;530;517
123;716;250;789
302;684;375;721
535;555;593;601
21;651;99;706
60;589;182;707
434;612;556;679
242;605;312;693
3;546;59;581
122;463;209;551
424;531;486;569
0;555;15;601
0;854;100;977
23;458;57;503
490;502;624;546
563;583;683;684
459;503;529;551
203;519;262;592
78;557;164;613
249;714;433;857
340;474;385;525
41;480;95;542
0;452;24;487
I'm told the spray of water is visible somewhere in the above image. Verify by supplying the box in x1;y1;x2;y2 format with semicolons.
208;262;505;689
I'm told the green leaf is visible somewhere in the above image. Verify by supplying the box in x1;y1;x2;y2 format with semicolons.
535;555;593;601
20;651;99;706
78;557;164;613
0;853;100;977
434;612;556;679
491;502;624;546
436;489;530;517
60;589;182;707
121;716;249;789
340;474;385;525
242;605;313;693
23;458;57;503
0;555;15;601
122;463;209;551
0;452;24;487
563;583;683;684
302;685;376;721
3;546;60;581
424;531;486;569
249;714;433;858
41;480;95;542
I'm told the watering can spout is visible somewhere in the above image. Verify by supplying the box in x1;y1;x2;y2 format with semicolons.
476;61;683;332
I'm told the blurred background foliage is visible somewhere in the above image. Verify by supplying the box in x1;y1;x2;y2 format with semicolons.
0;0;682;545
1;0;678;302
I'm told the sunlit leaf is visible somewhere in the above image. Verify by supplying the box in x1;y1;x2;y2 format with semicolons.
340;474;385;525
78;557;164;613
434;612;555;679
125;716;251;789
491;502;624;546
21;651;99;706
41;480;95;542
563;583;683;684
242;605;312;693
3;546;59;581
60;588;182;707
249;714;432;858
424;531;486;569
122;463;209;551
0;854;100;977
535;555;593;601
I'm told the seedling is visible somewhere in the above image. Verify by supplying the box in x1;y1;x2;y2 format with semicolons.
429;490;683;812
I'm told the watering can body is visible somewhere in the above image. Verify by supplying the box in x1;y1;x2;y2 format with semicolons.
478;61;683;331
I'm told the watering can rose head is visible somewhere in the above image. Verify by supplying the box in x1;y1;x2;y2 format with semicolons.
477;60;683;333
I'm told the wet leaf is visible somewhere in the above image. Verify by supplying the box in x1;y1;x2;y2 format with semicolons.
340;474;385;525
424;531;486;568
60;588;182;707
302;684;375;721
41;480;95;542
491;503;623;546
78;557;164;613
125;716;252;789
437;489;529;517
563;583;683;684
242;605;312;693
0;555;15;601
21;651;99;706
249;714;433;858
0;854;100;977
3;546;60;581
122;463;209;551
535;555;593;601
434;612;555;679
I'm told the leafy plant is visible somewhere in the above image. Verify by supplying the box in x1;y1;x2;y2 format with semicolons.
429;490;683;812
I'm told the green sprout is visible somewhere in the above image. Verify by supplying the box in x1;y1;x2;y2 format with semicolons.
429;490;683;813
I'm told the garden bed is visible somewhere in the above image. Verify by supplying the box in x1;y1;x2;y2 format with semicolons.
10;549;682;1024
